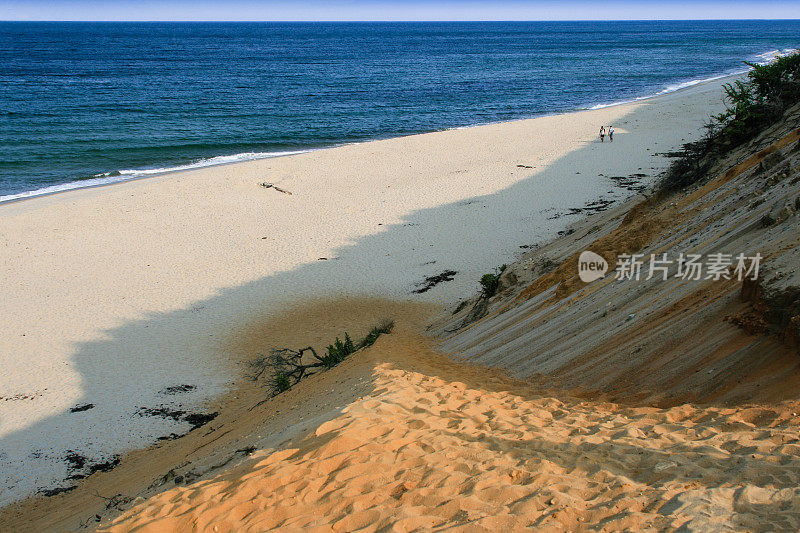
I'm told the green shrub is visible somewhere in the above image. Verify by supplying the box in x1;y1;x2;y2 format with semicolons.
660;51;800;192
480;264;507;298
359;319;395;349
271;372;291;393
747;53;800;101
480;273;500;297
324;333;355;367
256;320;395;396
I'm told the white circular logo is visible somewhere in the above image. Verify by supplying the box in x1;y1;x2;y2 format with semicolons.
578;251;608;283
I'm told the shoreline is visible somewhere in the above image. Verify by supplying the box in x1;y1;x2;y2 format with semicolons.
0;73;734;506
0;71;745;206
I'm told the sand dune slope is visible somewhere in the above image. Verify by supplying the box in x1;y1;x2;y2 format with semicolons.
434;102;800;407
103;335;800;532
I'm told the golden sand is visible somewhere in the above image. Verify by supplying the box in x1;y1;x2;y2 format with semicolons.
102;331;800;532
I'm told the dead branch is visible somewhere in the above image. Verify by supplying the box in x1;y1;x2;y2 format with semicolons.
259;182;292;195
248;346;328;394
247;321;393;399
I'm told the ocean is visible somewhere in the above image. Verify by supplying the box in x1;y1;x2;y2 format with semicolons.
1;20;798;201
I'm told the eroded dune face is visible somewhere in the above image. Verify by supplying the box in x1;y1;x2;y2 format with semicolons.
101;103;800;533
103;333;800;532
436;111;800;408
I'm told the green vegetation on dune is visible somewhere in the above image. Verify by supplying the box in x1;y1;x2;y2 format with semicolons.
479;264;507;299
662;52;800;191
249;320;395;396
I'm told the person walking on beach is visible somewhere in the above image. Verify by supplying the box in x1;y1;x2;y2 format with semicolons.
609;125;614;142
599;126;605;143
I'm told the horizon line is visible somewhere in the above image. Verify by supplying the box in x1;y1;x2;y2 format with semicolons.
3;18;800;22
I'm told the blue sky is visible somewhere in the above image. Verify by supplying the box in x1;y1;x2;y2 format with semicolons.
3;0;800;21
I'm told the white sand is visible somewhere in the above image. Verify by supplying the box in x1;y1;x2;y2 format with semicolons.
0;77;731;504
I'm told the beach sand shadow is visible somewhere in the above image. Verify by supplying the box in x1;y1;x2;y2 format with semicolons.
0;92;721;504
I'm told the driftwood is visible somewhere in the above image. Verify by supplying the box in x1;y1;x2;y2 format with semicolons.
259;182;292;195
248;346;334;395
247;321;393;402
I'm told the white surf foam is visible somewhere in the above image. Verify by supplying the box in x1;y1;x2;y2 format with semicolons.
0;149;312;204
586;48;799;111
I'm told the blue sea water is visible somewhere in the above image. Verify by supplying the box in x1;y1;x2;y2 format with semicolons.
0;20;798;201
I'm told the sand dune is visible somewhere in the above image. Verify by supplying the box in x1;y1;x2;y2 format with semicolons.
102;332;800;532
0;73;733;505
434;99;800;408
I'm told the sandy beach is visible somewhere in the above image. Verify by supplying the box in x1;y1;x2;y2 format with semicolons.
0;77;732;506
